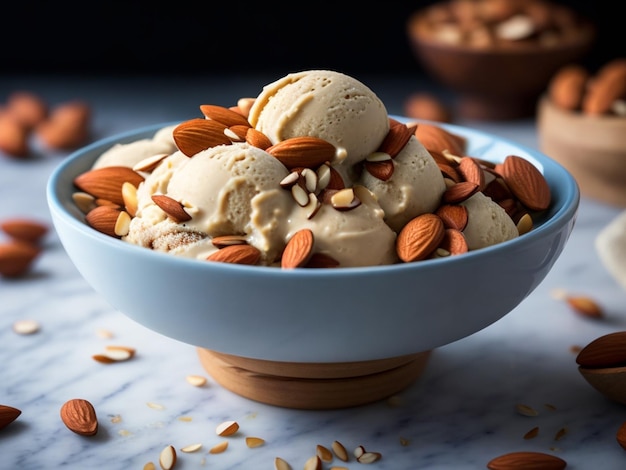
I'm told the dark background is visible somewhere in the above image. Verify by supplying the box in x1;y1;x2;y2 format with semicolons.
1;1;622;78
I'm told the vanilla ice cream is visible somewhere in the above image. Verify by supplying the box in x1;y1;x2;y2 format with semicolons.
72;69;546;268
248;70;389;170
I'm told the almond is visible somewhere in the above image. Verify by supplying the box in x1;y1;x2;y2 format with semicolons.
548;64;589;111
0;218;49;243
501;155;551;211
267;136;336;169
245;127;273;150
74;166;145;206
439;228;468;255
0;114;29;157
396;213;445;262
36;101;91;150
404;92;452;123
151;194;192;223
0;240;41;277
60;398;98;436
364;159;394;181
281;228;314;268
377;122;415;158
199;104;251;128
442;181;480;204
583;67;626;115
457;156;486;190
487;451;566;470
6;91;48;129
206;244;261;265
414;123;466;155
304;252;340;268
565;295;604;319
576;331;626;368
0;404;21;430
85;206;130;238
435;204;468;231
173;118;231;157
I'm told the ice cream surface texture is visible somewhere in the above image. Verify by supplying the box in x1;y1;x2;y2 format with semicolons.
72;70;551;268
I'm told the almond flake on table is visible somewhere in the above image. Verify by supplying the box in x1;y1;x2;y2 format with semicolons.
12;319;40;334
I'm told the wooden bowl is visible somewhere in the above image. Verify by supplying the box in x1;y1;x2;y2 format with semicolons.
407;3;594;120
538;96;626;207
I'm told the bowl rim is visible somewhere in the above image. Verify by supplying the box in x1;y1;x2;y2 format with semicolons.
47;119;580;278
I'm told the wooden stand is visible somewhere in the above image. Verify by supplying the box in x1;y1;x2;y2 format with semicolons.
197;348;432;409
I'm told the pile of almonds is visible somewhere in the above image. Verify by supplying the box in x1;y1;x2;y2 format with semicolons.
547;57;626;116
0;217;49;277
0;91;92;158
412;0;591;49
71;102;551;268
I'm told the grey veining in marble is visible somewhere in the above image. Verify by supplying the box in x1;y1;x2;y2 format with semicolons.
2;76;626;469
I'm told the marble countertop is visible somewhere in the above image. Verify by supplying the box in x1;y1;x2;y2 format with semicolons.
2;75;626;469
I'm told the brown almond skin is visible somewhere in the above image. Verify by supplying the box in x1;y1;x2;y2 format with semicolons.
487;451;566;469
0;241;41;277
576;331;626;368
617;421;626;450
0;404;21;430
396;213;444;262
0;218;49;244
548;64;589;111
60;398;98;436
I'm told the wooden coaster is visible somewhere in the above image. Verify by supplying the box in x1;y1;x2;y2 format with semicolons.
197;348;432;409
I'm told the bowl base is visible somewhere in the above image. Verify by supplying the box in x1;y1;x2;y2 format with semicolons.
197;348;432;409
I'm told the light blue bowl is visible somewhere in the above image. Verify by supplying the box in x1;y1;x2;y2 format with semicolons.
47;122;579;363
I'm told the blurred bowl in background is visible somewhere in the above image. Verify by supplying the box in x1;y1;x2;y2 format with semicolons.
407;0;594;120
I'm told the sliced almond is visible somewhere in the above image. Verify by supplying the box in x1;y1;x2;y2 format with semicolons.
133;153;168;173
215;420;239;436
180;443;202;453
209;441;228;454
331;440;349;462
159;445;177;470
281;228;314;269
330;188;361;211
274;457;292;470
565;295;604;319
72;191;97;214
12;319;40;335
121;182;138;217
245;437;265;448
316;444;333;463
357;451;382;464
304;456;322;470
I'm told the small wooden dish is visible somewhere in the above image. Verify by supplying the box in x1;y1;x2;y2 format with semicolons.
538;96;626;207
197;349;432;409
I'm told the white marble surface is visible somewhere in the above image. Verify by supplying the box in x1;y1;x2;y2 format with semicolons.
2;76;626;469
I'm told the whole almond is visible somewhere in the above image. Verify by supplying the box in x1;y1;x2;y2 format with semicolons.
583;69;626;116
576;331;626;368
501;155;551;211
267;136;336;169
85;206;130;238
245;128;273;150
0;241;41;277
6;91;48;129
207;244;261;265
151;194;192;223
74;166;145;206
0;404;21;430
442;181;480;204
377;122;415;158
414;123;466;155
548;64;589;111
281;228;314;269
435;204;468;231
36;101;91;150
199;104;251;128
0;114;29;157
60;398;98;436
396;213;445;262
487;451;566;469
440;228;468;255
173;118;231;157
0;218;49;243
364;159;394;181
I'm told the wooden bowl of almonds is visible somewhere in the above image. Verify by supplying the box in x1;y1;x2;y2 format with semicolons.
47;118;579;410
538;58;626;207
407;0;594;120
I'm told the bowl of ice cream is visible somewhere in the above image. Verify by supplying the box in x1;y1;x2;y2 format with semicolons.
407;0;594;120
47;70;579;409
